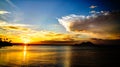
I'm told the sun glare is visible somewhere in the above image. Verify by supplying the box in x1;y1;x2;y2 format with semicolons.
21;37;31;44
23;46;27;61
24;39;30;44
24;46;27;51
25;40;30;44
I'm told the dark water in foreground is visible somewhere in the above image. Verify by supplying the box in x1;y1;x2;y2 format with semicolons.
0;46;120;67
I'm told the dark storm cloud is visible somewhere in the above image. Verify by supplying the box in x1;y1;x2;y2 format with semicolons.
58;11;120;34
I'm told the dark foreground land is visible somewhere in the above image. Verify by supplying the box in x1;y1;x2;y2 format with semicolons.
0;40;12;48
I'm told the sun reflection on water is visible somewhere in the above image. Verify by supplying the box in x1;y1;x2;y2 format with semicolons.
23;46;27;62
0;46;72;67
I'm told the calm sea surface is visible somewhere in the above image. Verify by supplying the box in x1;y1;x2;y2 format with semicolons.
0;46;120;67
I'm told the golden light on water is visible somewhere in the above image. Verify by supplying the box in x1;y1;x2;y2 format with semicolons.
0;46;72;66
23;46;27;61
24;46;27;51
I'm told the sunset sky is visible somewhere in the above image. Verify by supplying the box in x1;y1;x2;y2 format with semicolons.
0;0;120;44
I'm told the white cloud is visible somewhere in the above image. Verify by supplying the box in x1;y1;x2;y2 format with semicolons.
58;14;87;32
58;12;120;38
0;21;29;26
0;10;10;14
89;5;97;9
89;10;96;14
6;0;18;9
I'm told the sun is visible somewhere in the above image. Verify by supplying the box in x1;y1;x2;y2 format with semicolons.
24;39;30;44
22;37;31;44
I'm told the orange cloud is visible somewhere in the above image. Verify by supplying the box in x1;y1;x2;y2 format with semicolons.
0;22;78;43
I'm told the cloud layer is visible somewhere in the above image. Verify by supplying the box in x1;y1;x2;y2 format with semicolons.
58;12;120;39
0;10;76;43
89;5;97;9
0;10;10;14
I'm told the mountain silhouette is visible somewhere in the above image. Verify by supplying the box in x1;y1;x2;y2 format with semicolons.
75;42;95;46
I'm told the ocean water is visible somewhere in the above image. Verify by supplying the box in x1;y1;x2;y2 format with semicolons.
0;46;120;67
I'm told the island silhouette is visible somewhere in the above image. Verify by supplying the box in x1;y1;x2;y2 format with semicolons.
0;38;12;48
0;38;120;48
74;42;95;47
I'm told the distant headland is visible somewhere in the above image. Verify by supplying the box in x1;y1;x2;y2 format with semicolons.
0;38;120;48
0;38;12;48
